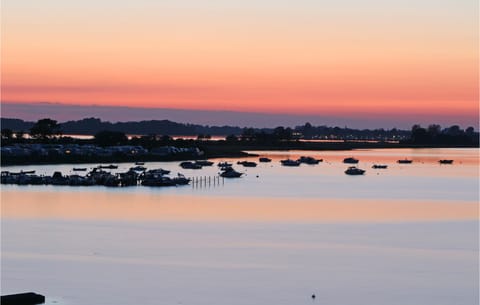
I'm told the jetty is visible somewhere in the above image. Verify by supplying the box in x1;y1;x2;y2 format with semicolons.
1;292;45;305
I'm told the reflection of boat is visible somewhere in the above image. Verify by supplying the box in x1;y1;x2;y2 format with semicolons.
99;164;118;169
372;164;388;169
73;168;87;171
397;159;413;164
345;166;365;175
180;161;202;169
439;159;454;164
281;159;300;166
220;167;243;178
237;161;257;167
259;157;272;162
195;160;214;166
297;156;322;164
343;157;359;164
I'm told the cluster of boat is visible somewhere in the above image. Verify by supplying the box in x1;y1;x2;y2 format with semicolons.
1;156;456;185
277;156;454;175
178;160;257;178
1;165;191;187
341;157;454;175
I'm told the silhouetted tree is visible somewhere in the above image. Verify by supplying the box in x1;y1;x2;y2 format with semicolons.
15;130;25;140
427;124;441;137
446;125;462;136
273;126;293;140
411;125;430;143
30;118;61;140
94;130;128;147
197;134;211;140
241;128;256;141
226;134;238;142
1;128;13;140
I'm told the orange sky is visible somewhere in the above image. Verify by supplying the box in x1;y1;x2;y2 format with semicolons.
1;0;478;121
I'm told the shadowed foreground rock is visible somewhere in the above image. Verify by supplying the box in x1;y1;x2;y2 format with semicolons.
1;292;45;305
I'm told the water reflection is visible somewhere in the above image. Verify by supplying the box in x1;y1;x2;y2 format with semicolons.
2;190;477;222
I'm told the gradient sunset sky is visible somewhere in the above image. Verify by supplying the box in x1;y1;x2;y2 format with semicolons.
2;0;478;127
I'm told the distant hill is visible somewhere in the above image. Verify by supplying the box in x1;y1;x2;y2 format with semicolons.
1;117;245;136
1;118;35;131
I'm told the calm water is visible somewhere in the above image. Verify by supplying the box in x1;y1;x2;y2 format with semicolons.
1;148;478;305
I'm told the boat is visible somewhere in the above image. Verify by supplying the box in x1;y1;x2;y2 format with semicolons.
237;161;257;167
171;174;191;185
259;157;272;162
397;159;413;164
280;159;300;166
220;167;243;178
73;168;87;171
218;162;233;167
180;161;202;169
372;164;388;169
99;164;118;169
135;162;145;165
146;168;171;175
141;176;176;187
195;160;214;166
297;156;322;164
343;157;359;164
130;165;147;172
20;170;36;174
439;159;454;164
345;166;365;175
219;165;233;172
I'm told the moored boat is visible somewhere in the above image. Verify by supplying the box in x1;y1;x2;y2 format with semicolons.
280;159;301;166
180;161;202;169
439;159;454;164
397;159;413;164
195;160;214;166
259;157;272;162
130;165;147;172
73;168;87;171
297;156;322;164
343;157;359;164
99;164;118;169
372;164;388;169
345;166;365;175
146;168;171;175
237;161;257;167
220;167;243;178
218;162;233;167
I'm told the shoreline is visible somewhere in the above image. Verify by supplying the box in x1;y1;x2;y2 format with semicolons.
1;142;477;166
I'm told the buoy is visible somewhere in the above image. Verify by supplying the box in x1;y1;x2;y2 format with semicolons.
312;294;316;300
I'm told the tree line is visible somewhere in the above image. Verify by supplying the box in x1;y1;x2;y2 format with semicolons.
1;118;478;147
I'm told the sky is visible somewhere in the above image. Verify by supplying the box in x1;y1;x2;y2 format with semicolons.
1;0;479;128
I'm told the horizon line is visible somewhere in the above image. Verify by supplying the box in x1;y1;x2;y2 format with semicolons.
1;101;478;130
